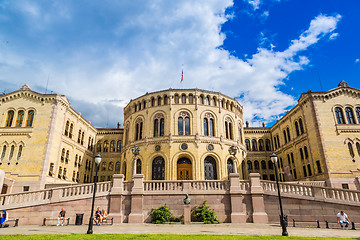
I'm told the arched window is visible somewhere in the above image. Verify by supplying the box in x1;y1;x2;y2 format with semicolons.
69;123;73;138
283;130;287;144
356;107;360;123
299;118;304;134
9;145;14;160
212;97;217;106
136;159;142;174
245;139;250;151
345;107;355;124
75;155;78;167
154;113;165;137
251;139;258;151
181;94;186;104
5;110;14;127
117;141;122;152
143;100;146;109
225;117;233;139
268;160;273;169
356;142;360;157
65;150;69;163
152;156;165;180
108;162;114;171
203;113;215;136
178;112;190;135
64;121;69;136
103;141;109;152
115;161;121;172
300;148;304;161
259;139;264;151
204;156;217;180
157;96;162;106
287;127;291;142
97;142;102;152
17;145;23;160
348;143;355;158
125;123;129;145
16;110;24;127
273;137;277;149
188;94;193;104
110;140;116;152
164;95;169;105
151;97;155;107
295;121;300;136
335;107;345;124
261;160;266;170
61;148;65;162
247;160;253;170
199;95;204;104
101;162;107;171
122;162;127;179
205;96;210;105
238;124;242;141
254;160;259;170
265;139;271;151
78;130;81;143
81;132;84;145
304;146;309;159
174;94;179;104
135;118;143;140
227;159;234;175
291;152;294;164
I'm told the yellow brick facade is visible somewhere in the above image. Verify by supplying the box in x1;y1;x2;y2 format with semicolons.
1;81;360;193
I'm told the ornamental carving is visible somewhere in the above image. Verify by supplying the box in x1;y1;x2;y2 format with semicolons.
204;113;214;119
154;113;164;119
225;117;232;123
135;118;143;124
179;111;190;118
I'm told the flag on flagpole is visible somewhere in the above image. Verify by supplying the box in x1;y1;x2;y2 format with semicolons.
180;66;183;83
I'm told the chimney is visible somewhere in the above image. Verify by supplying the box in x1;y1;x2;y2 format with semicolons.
262;122;265;127
117;122;121;128
245;121;249;128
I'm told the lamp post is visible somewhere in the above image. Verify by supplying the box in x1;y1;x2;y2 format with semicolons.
270;152;288;236
228;145;238;173
87;153;102;234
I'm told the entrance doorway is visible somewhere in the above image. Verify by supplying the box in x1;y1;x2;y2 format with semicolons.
177;157;192;180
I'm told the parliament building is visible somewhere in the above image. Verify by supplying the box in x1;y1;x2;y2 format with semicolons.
0;81;359;193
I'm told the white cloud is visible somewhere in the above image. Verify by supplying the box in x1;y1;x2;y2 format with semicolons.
355;59;360;63
0;1;341;127
329;32;339;40
246;0;261;10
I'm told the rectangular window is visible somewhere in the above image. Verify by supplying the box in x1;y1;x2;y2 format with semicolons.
293;170;297;179
316;160;322;174
303;166;307;177
23;186;30;192
307;164;312;176
342;184;349;189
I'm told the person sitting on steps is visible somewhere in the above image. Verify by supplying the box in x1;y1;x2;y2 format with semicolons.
57;208;66;226
94;207;102;226
337;211;351;230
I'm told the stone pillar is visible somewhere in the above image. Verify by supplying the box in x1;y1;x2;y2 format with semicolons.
229;173;246;223
128;174;144;223
233;159;238;174
133;158;137;177
109;174;124;223
183;205;191;224
249;173;268;224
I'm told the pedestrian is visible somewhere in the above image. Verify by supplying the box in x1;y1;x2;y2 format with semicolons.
337;211;351;230
57;208;66;226
0;210;9;228
94;207;102;225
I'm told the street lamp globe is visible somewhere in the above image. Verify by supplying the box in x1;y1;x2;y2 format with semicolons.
270;153;278;163
94;153;102;165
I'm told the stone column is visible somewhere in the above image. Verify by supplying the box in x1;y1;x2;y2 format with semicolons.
0;169;4;193
133;158;137;177
128;174;144;223
249;173;268;224
183;205;191;224
109;174;124;223
229;173;246;223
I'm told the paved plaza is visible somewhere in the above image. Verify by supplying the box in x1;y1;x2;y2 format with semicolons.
0;223;358;238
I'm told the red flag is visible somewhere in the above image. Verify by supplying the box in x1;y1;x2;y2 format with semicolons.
180;69;183;83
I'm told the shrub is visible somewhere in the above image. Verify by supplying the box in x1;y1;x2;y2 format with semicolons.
150;204;181;224
192;200;220;224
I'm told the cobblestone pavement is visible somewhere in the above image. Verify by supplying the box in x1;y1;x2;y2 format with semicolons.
0;223;359;238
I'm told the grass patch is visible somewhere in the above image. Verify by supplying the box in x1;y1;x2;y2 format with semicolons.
0;235;356;240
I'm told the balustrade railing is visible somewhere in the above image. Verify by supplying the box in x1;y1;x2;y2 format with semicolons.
190;180;229;191
144;181;183;192
0;181;112;209
261;180;360;204
142;180;230;193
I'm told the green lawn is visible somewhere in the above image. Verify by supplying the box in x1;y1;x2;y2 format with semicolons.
0;235;355;240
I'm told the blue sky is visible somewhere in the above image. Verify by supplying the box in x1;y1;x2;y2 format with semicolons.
0;0;359;128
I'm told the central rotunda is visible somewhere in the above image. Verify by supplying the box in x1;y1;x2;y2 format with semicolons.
121;89;246;181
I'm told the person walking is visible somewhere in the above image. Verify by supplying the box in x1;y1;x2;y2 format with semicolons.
337;211;351;230
57;208;66;226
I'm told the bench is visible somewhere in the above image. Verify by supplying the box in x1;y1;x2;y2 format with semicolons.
292;219;320;228
101;217;113;225
42;217;70;226
325;220;356;230
0;219;19;227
